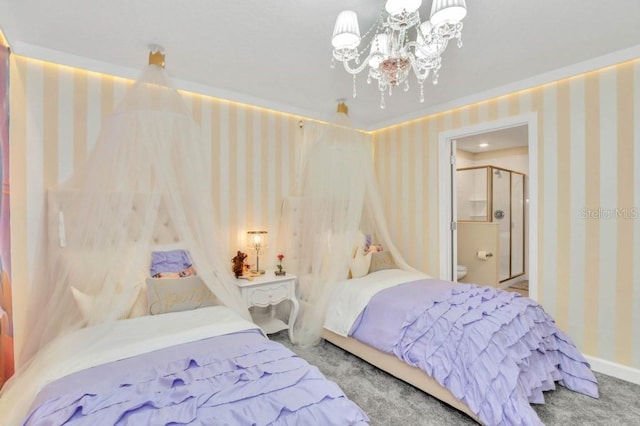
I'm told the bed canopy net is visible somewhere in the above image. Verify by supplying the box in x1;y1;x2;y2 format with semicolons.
15;64;249;371
286;107;414;346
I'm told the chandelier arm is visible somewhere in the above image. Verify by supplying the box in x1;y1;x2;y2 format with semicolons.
433;22;464;45
409;53;442;84
408;54;429;82
341;55;375;75
406;40;449;60
360;11;386;47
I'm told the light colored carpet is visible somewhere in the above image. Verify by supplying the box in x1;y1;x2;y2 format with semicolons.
271;331;640;425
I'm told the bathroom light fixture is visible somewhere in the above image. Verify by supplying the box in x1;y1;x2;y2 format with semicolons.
247;230;268;275
331;0;467;108
479;143;489;148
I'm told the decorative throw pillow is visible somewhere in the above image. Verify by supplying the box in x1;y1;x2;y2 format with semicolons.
150;249;194;277
146;276;217;315
368;251;397;274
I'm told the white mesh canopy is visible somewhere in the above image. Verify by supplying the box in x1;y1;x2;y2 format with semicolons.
16;65;250;367
288;112;413;346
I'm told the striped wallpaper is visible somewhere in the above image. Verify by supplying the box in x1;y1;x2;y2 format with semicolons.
8;53;640;374
372;59;640;370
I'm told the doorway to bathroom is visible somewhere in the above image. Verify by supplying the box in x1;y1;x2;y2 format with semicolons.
456;163;526;287
438;114;538;300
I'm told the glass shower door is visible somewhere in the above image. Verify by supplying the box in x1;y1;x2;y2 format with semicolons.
511;173;525;277
492;168;511;281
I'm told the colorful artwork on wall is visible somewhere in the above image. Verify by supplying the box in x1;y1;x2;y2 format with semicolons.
0;43;13;386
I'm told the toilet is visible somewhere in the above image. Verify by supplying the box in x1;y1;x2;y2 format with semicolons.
457;264;467;280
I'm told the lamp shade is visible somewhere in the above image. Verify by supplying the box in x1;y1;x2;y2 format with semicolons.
430;0;467;26
385;0;422;15
332;10;361;49
368;33;390;68
247;230;268;249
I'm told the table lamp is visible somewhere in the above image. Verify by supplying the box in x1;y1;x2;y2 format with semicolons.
247;230;267;275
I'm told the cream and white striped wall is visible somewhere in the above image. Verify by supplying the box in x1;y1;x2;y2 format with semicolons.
372;58;640;372
9;55;302;356
8;52;640;376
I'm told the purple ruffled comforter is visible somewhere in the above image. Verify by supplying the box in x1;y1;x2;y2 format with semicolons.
350;279;598;426
24;330;368;425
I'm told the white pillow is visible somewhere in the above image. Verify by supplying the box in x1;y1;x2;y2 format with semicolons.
70;284;141;326
128;285;149;318
61;243;151;321
70;286;95;323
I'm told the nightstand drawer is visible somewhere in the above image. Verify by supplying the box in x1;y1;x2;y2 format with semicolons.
248;282;290;306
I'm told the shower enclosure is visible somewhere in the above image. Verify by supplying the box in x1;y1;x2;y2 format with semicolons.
457;166;525;282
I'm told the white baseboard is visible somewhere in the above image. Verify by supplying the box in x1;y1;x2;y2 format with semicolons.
585;355;640;385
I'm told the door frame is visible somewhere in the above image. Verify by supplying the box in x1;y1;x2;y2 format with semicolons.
437;113;539;300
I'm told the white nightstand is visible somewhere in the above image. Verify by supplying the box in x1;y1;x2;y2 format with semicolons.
235;270;299;341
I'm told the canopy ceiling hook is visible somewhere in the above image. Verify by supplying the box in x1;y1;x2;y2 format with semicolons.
336;98;348;115
148;44;165;68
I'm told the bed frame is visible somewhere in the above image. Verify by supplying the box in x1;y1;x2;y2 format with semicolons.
321;328;481;424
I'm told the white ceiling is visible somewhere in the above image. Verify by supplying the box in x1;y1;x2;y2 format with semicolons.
456;125;528;153
1;0;640;130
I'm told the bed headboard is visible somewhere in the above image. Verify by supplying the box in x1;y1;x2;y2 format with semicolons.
47;190;183;248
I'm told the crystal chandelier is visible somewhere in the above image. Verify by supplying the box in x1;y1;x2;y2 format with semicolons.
330;0;467;108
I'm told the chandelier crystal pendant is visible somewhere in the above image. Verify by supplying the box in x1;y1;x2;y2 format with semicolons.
330;0;467;109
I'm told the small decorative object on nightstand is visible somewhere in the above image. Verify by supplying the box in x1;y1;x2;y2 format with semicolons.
235;270;299;341
275;253;286;276
231;251;248;278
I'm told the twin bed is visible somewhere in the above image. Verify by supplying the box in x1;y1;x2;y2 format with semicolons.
0;196;370;425
322;268;599;425
283;194;598;424
1;305;369;425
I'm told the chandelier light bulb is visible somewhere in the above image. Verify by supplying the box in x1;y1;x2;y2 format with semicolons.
332;10;361;49
385;0;422;16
